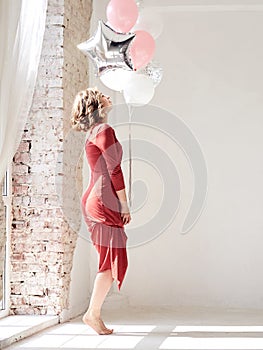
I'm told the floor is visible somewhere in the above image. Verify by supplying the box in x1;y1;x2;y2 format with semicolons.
0;315;59;349
4;306;263;350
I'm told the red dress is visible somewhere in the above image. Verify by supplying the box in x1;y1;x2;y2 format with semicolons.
81;122;128;290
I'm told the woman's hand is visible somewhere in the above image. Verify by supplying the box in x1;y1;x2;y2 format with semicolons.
120;201;131;225
121;211;131;225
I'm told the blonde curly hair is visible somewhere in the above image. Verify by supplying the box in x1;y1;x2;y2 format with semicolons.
71;87;107;132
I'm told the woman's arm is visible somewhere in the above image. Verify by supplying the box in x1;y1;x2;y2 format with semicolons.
96;124;131;225
96;124;125;191
116;188;131;225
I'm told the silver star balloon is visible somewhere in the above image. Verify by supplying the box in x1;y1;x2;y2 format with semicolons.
77;20;135;76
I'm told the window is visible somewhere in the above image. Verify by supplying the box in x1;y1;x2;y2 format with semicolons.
0;168;11;318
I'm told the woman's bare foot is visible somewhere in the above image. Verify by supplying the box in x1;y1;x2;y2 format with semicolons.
99;318;113;333
82;311;113;335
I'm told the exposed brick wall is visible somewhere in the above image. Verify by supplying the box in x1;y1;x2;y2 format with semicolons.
10;0;92;315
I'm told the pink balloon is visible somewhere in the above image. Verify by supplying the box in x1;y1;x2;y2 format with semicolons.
106;0;139;33
129;30;155;70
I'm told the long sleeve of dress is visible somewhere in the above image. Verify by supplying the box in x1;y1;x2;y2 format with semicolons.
96;124;125;192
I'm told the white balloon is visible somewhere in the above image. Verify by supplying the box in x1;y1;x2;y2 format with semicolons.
132;9;163;40
123;73;155;106
100;69;133;92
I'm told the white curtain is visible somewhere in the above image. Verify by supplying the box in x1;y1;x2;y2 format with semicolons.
0;0;48;183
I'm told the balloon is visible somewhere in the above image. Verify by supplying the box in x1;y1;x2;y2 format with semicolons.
132;9;163;39
77;21;135;76
139;60;163;87
136;0;144;7
100;69;133;92
123;73;155;106
129;30;155;70
107;0;139;33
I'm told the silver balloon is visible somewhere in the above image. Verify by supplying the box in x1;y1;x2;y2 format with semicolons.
77;20;135;76
136;0;144;7
139;60;163;87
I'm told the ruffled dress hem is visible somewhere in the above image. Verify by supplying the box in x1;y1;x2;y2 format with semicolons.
88;220;128;291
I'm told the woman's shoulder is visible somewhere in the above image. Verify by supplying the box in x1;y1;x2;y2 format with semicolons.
97;122;115;135
96;123;118;144
97;122;113;131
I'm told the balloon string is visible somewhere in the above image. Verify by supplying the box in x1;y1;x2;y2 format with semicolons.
128;104;134;209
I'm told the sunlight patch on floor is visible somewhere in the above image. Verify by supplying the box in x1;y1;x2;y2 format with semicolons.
45;323;89;335
160;336;263;350
172;325;263;332
60;335;114;349
9;317;263;350
16;334;74;348
16;324;155;349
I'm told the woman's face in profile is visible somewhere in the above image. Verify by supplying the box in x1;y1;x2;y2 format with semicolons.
101;94;112;108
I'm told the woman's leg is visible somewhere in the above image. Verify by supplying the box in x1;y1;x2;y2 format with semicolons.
83;269;114;335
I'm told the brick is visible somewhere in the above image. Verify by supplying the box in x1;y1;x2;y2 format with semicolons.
13;164;29;174
12;185;29;196
12;174;32;185
10;0;91;315
14;152;31;164
17;141;31;152
22;196;31;206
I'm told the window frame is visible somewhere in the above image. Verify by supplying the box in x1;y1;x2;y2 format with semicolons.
0;166;11;319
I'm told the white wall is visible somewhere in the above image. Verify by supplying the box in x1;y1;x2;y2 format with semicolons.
88;0;263;310
61;228;91;321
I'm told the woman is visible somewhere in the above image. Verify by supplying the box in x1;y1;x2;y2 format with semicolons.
71;88;131;335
